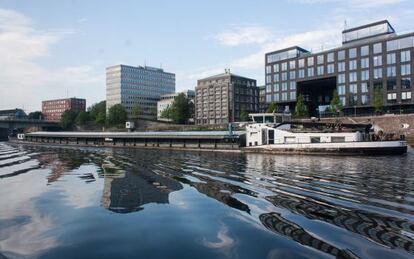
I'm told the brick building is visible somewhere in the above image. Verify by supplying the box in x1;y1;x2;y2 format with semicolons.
42;98;86;121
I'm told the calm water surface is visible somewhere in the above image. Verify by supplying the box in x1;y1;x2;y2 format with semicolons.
0;142;414;259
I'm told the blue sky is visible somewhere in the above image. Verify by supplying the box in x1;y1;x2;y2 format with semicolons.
0;0;413;111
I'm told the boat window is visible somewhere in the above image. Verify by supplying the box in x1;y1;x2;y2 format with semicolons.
311;137;321;143
284;137;296;143
331;137;345;143
268;130;274;144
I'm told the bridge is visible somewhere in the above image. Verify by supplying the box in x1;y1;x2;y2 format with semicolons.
0;119;60;140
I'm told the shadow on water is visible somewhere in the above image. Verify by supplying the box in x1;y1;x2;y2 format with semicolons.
1;142;414;258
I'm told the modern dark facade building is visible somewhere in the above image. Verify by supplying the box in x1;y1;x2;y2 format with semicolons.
106;64;175;119
195;70;259;125
265;20;413;115
258;85;267;112
42;98;86;121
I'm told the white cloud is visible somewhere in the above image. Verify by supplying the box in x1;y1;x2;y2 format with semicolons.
212;25;272;46
0;9;104;112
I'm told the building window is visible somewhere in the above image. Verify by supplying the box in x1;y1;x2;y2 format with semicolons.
266;75;271;84
387;79;397;90
307;67;314;77
349;84;357;94
387;93;397;100
401;64;411;76
338;50;345;60
373;55;382;66
317;55;324;64
361;82;368;93
361;45;369;56
290;71;296;80
401;50;411;62
273;83;279;92
289;60;296;69
387;66;396;77
290;91;296;100
338;62;345;72
281;72;287;81
387;53;396;64
327;64;334;74
274;73;279;81
281;82;287;91
349;72;357;82
266;84;272;93
289;81;296;90
338;85;345;95
307;57;314;66
281;92;287;101
349;60;357;70
317;65;324;75
402;77;411;89
361;70;369;81
349;48;357;59
361;94;368;105
266;95;272;103
361;58;369;69
349;94;358;106
402;92;412;100
373;43;382;54
338;73;345;84
340;96;346;106
374;68;382;79
298;69;305;78
327;52;334;62
298;59;305;68
273;64;279;72
274;93;280;102
281;62;287;71
374;81;383;89
266;65;272;74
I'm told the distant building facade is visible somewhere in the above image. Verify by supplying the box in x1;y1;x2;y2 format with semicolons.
0;108;27;120
258;85;267;112
157;90;195;121
106;64;175;119
265;20;414;116
195;70;259;125
42;98;86;121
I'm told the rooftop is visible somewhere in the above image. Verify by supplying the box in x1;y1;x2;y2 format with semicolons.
198;69;256;82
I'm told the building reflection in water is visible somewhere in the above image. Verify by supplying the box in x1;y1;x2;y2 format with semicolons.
101;162;182;213
259;212;357;258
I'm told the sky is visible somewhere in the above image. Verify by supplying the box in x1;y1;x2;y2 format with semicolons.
0;0;413;112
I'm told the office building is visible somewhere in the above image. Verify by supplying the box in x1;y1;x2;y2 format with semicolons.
195;69;259;125
265;20;413;115
106;64;175;119
42;98;86;121
258;85;267;112
157;90;195;121
0;109;27;120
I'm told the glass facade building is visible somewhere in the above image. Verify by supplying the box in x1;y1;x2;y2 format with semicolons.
265;20;414;115
106;65;175;119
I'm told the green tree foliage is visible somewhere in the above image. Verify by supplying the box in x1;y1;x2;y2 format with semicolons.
28;111;43;120
107;104;128;127
132;105;142;118
240;109;250;122
161;106;172;120
87;101;106;126
170;93;192;124
329;90;343;113
266;102;279;113
294;94;307;117
60;110;78;130
75;111;90;126
373;88;384;114
95;112;106;126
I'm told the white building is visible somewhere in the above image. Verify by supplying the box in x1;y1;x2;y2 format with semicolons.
157;90;195;121
106;64;175;119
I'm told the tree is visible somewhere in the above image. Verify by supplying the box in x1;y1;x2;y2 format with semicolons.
95;112;106;126
107;104;128;127
161;106;172;120
294;94;307;117
266;102;279;113
75;111;90;126
170;93;192;124
329;90;343;113
28;111;43;120
240;109;250;122
132;105;142;119
60;110;78;130
88;101;106;120
373;88;384;114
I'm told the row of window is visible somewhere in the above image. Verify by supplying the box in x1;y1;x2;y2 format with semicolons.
266;50;411;75
265;92;297;103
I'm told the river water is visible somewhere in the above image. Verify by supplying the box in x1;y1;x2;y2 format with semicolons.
0;142;414;259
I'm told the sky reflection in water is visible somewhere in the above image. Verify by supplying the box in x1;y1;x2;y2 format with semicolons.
0;142;414;259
